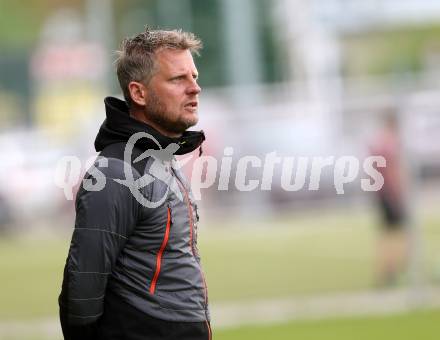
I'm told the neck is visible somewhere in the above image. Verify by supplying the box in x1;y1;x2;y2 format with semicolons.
129;108;182;139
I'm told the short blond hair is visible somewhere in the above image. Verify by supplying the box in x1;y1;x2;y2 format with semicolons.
115;27;203;106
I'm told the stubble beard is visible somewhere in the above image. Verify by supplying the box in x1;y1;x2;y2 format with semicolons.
144;90;198;136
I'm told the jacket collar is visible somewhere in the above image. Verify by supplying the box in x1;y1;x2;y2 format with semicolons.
94;96;205;156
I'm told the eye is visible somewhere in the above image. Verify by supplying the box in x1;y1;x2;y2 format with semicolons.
170;75;185;82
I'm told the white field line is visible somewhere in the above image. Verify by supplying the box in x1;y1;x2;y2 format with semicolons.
211;286;440;328
1;287;440;339
0;317;62;339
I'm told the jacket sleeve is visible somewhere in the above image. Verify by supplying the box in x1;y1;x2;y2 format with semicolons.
59;160;139;340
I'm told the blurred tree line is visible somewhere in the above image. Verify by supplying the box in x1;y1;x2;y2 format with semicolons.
1;0;440;126
0;0;285;126
344;24;440;76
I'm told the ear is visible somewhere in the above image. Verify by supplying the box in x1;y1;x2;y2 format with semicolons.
128;81;148;106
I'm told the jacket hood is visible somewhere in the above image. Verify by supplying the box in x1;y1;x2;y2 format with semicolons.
94;97;205;155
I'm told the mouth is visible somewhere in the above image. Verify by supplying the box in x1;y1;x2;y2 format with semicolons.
184;101;198;112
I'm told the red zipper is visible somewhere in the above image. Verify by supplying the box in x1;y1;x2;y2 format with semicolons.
205;319;212;340
205;320;212;340
173;171;210;338
149;207;171;294
178;181;195;255
175;180;209;310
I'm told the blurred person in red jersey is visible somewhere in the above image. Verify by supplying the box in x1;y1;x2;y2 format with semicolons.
370;109;409;287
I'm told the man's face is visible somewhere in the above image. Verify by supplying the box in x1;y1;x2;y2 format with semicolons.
143;48;201;136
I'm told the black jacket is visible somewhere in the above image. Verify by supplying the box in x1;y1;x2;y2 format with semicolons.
59;97;209;339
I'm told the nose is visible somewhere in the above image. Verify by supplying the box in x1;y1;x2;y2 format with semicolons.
187;78;201;95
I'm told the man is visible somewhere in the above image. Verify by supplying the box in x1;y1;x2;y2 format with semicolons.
370;110;408;286
59;28;211;340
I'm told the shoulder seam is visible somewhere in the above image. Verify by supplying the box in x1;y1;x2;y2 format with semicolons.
74;227;128;239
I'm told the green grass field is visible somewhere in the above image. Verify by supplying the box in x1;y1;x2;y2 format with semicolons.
215;308;440;340
2;308;439;340
0;207;439;339
2;308;440;340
